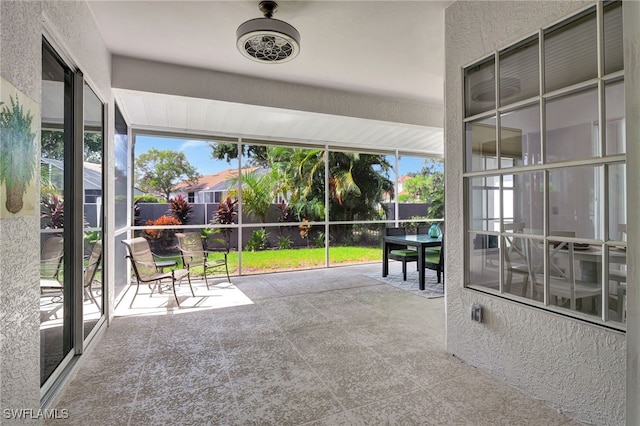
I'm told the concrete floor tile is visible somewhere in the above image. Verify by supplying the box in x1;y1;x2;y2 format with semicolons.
50;263;576;425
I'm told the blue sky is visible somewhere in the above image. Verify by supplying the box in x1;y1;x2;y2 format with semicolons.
135;135;436;177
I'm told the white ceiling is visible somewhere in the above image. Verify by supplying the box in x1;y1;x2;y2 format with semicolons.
87;0;452;154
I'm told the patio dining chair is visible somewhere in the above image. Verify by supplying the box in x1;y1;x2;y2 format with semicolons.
176;232;230;290
122;237;192;308
385;227;418;281
83;240;102;307
425;234;445;285
40;235;64;296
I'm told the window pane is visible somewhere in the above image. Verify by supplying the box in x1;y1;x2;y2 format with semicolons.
544;9;597;92
468;176;500;232
465;57;495;117
503;235;540;300
500;104;541;167
41;41;72;386
465;116;497;172
549;165;602;240
604;1;623;75
608;163;626;241
608;246;627;324
83;82;104;339
499;37;539;106
503;172;544;234
547;239;602;317
468;232;500;289
545;87;598;163
605;80;625;155
114;105;128;230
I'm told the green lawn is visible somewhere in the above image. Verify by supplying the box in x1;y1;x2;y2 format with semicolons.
156;246;382;276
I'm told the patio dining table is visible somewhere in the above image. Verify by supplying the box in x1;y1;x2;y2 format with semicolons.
382;234;442;290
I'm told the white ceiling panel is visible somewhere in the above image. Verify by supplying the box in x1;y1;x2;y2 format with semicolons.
115;89;443;155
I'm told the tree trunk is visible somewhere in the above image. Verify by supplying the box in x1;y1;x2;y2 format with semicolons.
5;182;24;214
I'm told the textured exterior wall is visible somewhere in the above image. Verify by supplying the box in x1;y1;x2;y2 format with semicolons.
0;0;45;416
444;2;626;425
0;0;112;416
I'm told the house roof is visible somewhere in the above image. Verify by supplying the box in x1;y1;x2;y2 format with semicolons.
174;167;259;192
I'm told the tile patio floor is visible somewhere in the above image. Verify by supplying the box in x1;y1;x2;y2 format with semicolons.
48;263;580;425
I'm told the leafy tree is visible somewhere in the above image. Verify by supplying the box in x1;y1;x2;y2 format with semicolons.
402;174;430;202
211;144;394;228
41;130;103;163
135;148;200;201
228;170;275;224
426;172;445;219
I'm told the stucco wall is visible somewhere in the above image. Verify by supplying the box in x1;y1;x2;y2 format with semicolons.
0;0;45;415
0;0;111;416
444;1;626;425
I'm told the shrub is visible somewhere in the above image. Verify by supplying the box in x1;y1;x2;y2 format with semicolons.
313;232;326;248
143;215;181;240
41;194;64;229
277;235;293;250
211;196;238;250
169;194;193;225
134;194;164;203
246;229;269;252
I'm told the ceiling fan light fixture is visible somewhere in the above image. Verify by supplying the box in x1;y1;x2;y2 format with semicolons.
236;1;301;64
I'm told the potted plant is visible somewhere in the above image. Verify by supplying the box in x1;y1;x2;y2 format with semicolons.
0;96;37;214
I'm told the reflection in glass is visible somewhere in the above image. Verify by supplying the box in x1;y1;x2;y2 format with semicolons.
114;104;130;301
465;116;497;172
468;176;500;232
545;88;598;163
114;104;128;230
608;246;627;324
467;232;500;288
605;80;625;155
548;165;602;240
544;9;597;92
604;1;623;75
503;172;543;234
546;239;601;317
502;235;539;299
500;104;541;167
608;163;626;241
83;83;104;339
499;36;539;106
464;57;495;117
40;41;71;385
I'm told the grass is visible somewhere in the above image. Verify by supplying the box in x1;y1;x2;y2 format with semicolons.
155;246;382;276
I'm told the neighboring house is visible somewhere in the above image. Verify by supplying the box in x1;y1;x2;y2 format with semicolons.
172;167;258;203
41;157;103;203
397;175;410;195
